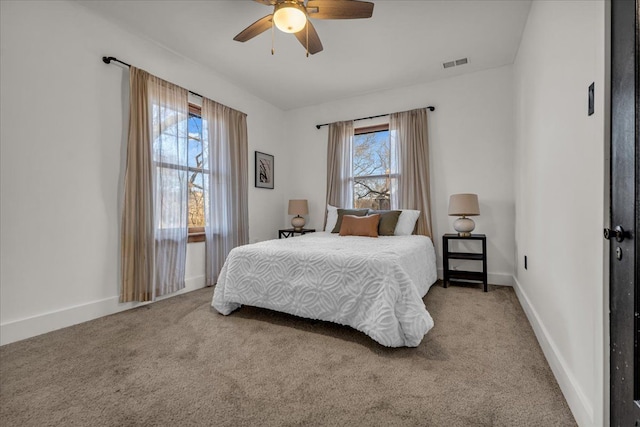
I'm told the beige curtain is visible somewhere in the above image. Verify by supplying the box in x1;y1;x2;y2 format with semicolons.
324;121;354;226
202;98;248;286
390;108;433;238
121;67;189;302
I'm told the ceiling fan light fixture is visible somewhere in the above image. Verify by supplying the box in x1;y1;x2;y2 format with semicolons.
234;0;374;56
273;2;307;33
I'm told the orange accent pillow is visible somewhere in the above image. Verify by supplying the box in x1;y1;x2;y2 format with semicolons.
339;214;380;238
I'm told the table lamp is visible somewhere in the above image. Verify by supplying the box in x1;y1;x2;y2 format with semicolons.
448;193;480;237
288;199;309;231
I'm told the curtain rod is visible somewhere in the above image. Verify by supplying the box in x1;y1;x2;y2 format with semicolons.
102;56;204;99
314;106;435;130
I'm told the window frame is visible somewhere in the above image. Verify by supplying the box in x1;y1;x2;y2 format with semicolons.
352;123;394;210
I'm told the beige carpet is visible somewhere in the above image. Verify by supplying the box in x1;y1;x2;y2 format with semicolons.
0;283;576;426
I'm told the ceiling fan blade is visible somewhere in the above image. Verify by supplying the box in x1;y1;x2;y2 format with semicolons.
233;14;273;42
306;0;374;19
294;20;323;55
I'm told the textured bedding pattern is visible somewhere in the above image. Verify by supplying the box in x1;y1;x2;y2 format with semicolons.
212;233;438;347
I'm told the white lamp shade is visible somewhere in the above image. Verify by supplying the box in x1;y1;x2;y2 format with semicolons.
448;194;480;216
273;3;307;33
288;199;309;216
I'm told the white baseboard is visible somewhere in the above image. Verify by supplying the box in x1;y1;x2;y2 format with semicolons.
436;269;514;286
0;275;207;346
512;276;594;426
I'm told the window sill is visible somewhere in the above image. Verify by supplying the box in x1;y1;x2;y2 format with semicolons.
188;227;205;243
188;233;205;243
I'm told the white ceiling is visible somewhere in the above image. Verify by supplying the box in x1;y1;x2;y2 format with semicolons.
77;0;532;111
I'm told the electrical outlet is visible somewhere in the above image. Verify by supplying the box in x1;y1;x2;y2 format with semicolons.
524;255;528;270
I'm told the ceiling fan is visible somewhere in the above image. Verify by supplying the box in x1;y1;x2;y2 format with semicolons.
234;0;375;56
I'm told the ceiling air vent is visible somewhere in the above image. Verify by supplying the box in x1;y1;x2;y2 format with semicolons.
443;57;468;69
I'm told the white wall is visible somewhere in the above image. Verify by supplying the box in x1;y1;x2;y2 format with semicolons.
0;0;287;345
283;66;516;285
513;1;607;426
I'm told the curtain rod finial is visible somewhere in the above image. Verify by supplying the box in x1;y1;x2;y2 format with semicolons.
102;56;112;64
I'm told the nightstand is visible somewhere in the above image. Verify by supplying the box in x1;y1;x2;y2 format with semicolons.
442;233;488;292
279;228;316;239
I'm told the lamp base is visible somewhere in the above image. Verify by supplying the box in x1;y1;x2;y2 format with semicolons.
291;215;305;231
453;217;475;237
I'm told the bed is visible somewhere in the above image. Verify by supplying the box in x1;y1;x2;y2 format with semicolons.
211;232;438;347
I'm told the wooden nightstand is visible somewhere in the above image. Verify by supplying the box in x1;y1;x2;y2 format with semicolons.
442;233;488;292
279;228;316;239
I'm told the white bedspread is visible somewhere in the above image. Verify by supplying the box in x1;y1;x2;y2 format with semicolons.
211;233;438;347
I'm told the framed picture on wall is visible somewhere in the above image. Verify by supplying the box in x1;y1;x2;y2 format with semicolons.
255;151;274;189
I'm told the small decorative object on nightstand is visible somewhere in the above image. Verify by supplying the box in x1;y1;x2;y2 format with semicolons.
279;228;315;239
442;233;488;292
288;199;309;231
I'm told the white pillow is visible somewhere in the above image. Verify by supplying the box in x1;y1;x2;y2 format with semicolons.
394;209;421;235
324;204;338;232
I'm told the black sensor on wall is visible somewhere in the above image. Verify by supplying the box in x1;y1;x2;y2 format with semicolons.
588;82;594;116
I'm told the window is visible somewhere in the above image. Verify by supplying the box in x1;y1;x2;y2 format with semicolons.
152;103;206;243
352;124;393;210
186;104;206;242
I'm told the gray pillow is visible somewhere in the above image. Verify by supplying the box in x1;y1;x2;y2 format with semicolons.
368;210;402;236
332;209;368;233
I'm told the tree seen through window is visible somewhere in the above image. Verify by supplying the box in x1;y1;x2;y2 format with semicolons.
187;111;205;229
